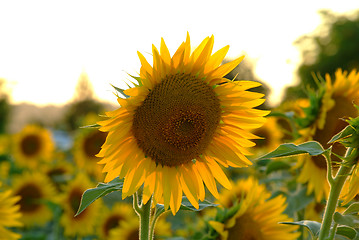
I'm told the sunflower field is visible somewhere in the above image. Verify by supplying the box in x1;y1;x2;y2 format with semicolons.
1;34;359;240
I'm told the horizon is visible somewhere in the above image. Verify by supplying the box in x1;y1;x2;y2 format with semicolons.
1;1;358;107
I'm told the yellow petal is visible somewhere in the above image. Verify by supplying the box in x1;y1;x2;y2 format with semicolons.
191;164;205;201
179;168;199;209
195;161;219;199
160;37;171;66
205;156;232;190
137;51;153;76
170;172;182;215
191;36;209;64
204;45;229;74
171;42;185;69
162;166;174;210
209;55;244;78
192;36;214;72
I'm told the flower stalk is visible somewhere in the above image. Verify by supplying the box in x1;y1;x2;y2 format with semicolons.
140;197;152;240
133;190;153;240
318;147;359;240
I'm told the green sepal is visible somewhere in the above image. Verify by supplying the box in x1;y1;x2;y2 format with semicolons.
111;84;130;98
75;177;123;216
155;196;218;217
336;226;358;240
295;74;327;129
265;160;291;174
127;73;143;86
280;220;321;238
258;141;326;160
334;212;359;228
343;203;359;215
328;115;359;148
284;187;314;216
179;197;218;211
296;87;324;129
79;123;101;128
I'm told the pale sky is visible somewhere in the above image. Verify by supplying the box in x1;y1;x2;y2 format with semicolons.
0;0;358;107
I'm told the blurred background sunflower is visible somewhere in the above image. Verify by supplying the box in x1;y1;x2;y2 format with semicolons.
0;186;22;240
110;216;172;240
208;177;300;240
11;124;54;170
73;127;107;181
296;69;359;202
97;202;136;240
11;172;56;227
58;172;102;238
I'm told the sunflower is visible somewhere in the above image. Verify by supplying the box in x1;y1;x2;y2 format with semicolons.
0;134;10;155
341;165;359;205
59;172;102;238
42;159;74;192
297;69;359;202
0;187;22;240
12;124;54;169
217;177;270;209
110;215;171;240
209;177;300;240
97;202;136;240
73;128;107;181
97;33;268;215
11;172;56;226
0;161;10;182
251;116;284;154
304;201;325;223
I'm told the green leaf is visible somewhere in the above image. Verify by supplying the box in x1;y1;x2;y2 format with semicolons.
284;187;314;216
180;197;218;211
328;125;353;144
280;220;321;238
165;238;186;240
258;141;326;160
336;226;357;240
265;160;291;174
155;196;218;217
111;84;130;98
79;123;101;128
344;203;359;215
334;212;359;228
127;73;143;86
75;177;123;216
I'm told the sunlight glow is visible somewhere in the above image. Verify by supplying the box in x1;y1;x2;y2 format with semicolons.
0;0;358;106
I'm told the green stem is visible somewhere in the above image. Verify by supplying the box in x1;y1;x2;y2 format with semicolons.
324;151;334;185
318;148;357;240
328;223;338;240
139;195;153;240
133;190;142;215
149;208;158;239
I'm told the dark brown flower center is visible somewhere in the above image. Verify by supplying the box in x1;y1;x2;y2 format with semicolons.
16;183;43;213
132;73;221;167
104;215;123;236
253;127;271;148
69;187;87;219
227;213;264;240
127;228;139;240
311;154;329;169
20;134;42;157
312;96;358;167
83;131;107;158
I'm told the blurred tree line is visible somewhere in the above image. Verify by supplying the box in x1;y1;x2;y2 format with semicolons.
285;9;359;100
63;71;105;132
223;57;270;109
0;79;10;134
